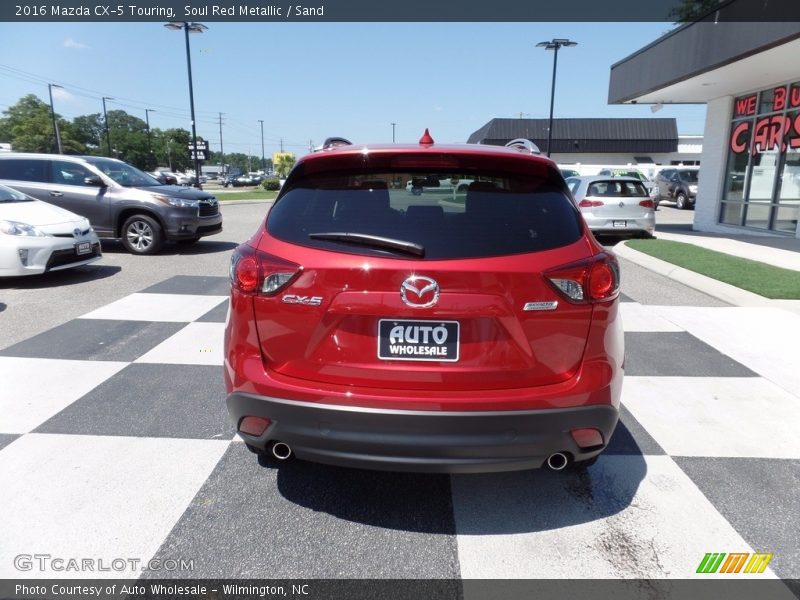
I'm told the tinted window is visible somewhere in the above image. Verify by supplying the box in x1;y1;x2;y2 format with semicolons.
83;157;160;187
587;180;648;197
678;170;699;183
268;171;583;259
51;160;95;186
0;158;48;182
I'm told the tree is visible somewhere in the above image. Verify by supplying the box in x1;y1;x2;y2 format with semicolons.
668;0;725;22
151;128;193;172
274;153;296;178
0;94;85;154
71;113;104;153
208;151;269;175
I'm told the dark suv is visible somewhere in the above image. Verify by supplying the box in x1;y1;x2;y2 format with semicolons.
0;153;222;254
654;167;699;210
223;133;623;473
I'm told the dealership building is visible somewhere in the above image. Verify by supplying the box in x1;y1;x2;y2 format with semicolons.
609;13;800;238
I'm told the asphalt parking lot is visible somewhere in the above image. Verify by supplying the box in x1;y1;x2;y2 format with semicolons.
1;201;798;590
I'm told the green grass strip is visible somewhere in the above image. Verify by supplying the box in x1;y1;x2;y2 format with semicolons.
215;190;278;202
626;239;800;299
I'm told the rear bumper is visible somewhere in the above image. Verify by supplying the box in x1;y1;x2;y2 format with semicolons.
227;392;619;473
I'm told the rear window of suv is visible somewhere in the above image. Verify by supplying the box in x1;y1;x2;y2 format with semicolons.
267;170;583;260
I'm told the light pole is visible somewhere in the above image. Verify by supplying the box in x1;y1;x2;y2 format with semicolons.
47;84;63;154
101;96;113;156
536;38;577;158
258;119;265;174
145;108;155;169
165;20;207;189
391;122;396;143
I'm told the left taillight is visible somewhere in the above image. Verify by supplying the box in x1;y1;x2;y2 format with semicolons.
230;244;301;296
544;252;620;303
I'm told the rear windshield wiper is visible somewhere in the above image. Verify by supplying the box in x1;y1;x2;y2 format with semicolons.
309;232;425;257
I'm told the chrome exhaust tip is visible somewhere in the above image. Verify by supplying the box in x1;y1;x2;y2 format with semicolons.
271;442;292;460
546;452;569;471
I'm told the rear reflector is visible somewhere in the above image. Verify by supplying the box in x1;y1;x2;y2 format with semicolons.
545;253;620;304
239;416;271;436
570;428;604;449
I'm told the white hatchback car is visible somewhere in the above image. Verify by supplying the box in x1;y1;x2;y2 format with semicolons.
566;175;655;237
0;183;101;277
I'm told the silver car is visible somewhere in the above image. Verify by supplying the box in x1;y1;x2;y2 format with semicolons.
566;175;655;237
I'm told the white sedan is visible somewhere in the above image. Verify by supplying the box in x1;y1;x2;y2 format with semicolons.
0;183;102;277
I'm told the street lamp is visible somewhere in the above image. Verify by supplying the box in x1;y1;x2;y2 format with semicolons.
165;20;207;189
47;84;63;154
101;96;113;156
391;122;396;143
258;119;265;174
536;38;577;158
145;108;155;169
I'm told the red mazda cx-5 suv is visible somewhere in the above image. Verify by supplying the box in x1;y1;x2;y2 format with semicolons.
224;133;623;473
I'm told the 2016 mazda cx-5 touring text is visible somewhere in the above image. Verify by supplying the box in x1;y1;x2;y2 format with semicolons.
224;132;624;473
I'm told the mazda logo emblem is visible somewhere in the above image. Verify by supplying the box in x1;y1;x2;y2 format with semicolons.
400;276;439;308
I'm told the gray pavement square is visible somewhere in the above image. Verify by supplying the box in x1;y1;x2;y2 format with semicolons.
623;332;759;377
196;299;229;323
141;275;231;296
0;434;20;452
0;319;184;362
33;364;235;440
145;443;460;579
675;457;800;579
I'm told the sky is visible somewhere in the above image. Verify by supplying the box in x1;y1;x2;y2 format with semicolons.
0;21;708;159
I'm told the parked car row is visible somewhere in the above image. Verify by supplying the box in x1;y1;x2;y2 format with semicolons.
221;173;263;187
0;153;224;276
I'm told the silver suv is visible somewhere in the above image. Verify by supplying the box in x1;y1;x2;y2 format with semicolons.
0;153;222;254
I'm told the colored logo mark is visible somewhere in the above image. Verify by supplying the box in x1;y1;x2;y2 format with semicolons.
696;552;773;574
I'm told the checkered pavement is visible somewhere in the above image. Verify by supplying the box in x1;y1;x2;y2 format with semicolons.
1;276;798;583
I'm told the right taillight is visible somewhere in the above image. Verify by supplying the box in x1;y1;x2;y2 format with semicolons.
545;253;620;303
230;244;301;296
639;199;655;208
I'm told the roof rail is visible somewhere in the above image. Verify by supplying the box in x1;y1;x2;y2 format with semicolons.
505;138;541;154
320;137;353;151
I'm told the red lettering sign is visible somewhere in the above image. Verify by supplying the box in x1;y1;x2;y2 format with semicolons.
730;121;750;153
792;114;800;150
734;95;757;117
791;86;800;109
773;86;787;111
751;115;791;154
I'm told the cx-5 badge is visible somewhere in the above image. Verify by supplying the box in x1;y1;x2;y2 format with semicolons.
400;276;439;308
282;295;323;306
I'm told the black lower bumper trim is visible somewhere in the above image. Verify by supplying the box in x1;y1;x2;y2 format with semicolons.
227;393;619;473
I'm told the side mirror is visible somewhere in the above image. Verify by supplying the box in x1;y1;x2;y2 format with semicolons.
84;175;106;187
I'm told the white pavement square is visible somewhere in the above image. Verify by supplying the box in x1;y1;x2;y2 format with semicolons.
135;322;226;366
78;293;227;323
651;306;800;396
619;302;683;332
0;357;127;434
452;455;775;579
0;433;230;579
622;377;800;458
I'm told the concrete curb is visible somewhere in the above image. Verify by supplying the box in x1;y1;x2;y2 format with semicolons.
613;241;774;307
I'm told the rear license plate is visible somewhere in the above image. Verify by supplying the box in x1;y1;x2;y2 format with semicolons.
612;220;627;228
378;319;459;362
75;241;92;255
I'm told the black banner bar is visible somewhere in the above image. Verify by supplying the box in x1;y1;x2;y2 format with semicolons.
1;579;800;600
2;0;800;22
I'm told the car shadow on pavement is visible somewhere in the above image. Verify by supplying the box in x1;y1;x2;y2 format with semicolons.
263;420;648;535
100;240;239;255
0;264;121;290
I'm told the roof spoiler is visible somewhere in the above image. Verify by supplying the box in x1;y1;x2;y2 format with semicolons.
316;137;353;152
505;138;541;155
